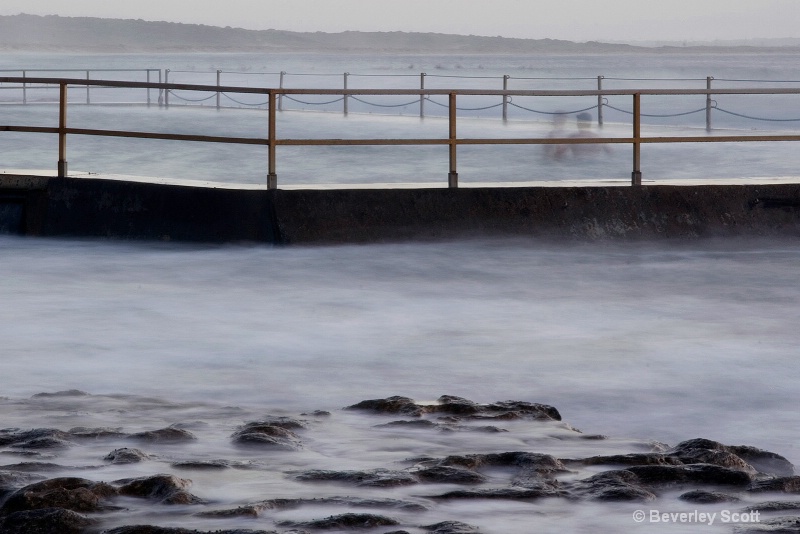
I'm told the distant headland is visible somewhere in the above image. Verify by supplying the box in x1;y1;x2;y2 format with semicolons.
2;13;799;54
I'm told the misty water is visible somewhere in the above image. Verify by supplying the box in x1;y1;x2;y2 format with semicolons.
2;51;800;532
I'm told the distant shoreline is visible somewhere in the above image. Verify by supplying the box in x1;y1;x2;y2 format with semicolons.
2;14;800;55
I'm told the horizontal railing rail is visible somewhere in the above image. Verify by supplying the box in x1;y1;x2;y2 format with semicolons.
2;76;800;188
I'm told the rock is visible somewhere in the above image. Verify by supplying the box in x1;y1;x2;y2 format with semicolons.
198;496;428;518
231;423;302;450
31;390;90;398
569;470;657;502
577;453;684;467
68;426;126;439
377;420;439;429
679;489;740;503
626;464;753;486
0;471;47;499
733;516;800;533
729;445;795;477
127;427;197;442
104;448;150;464
463;400;561;422
671;439;794;476
114;474;204;505
422;521;483;533
104;527;276;534
0;507;95;533
0;477;117;515
249;416;307;430
744;502;800;513
429;486;561;501
171;459;231;470
345;396;424;417
278;512;400;529
294;468;418;487
0;429;74;449
440;452;565;476
749;476;800;494
413;466;486;485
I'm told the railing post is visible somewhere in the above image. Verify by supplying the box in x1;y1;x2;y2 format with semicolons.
86;70;90;104
597;75;604;127
58;82;68;178
22;70;26;105
164;69;170;108
706;76;713;132
502;75;509;122
146;70;151;107
267;89;278;189
343;72;349;116
216;70;221;110
631;92;642;186
419;72;426;119
448;92;458;188
278;71;285;111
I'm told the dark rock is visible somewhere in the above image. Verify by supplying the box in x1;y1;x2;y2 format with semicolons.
0;477;117;515
127;427;197;442
577;453;684;467
31;390;90;398
278;512;399;529
672;439;793;476
413;466;486;485
114;474;204;505
0;462;69;472
422;521;483;534
68;426;126;439
467;400;561;421
729;445;795;477
377;420;439;429
171;459;231;470
345;396;424;417
750;476;800;494
679;489;740;503
294;468;418;487
0;429;74;449
0;471;46;500
733;516;800;533
231;423;302;450
626;464;753;486
0;507;95;533
199;496;427;518
440;452;565;476
432;395;482;415
429;486;561;501
104;448;150;464
570;470;657;502
744;502;800;513
249;416;307;430
104;528;276;534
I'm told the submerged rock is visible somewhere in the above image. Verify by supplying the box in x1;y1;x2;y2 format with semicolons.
104;448;150;464
114;474;204;505
749;476;800;494
127;427;197;443
734;516;800;533
671;439;793;476
0;428;74;450
0;477;117;515
679;489;740;503
105;527;276;534
0;507;96;533
295;468;418;487
345;395;561;422
199;496;428;518
345;396;424;417
568;470;657;502
278;512;400;529
422;521;484;534
231;422;302;450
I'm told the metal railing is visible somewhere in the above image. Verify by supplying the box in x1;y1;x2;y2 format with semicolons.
2;76;800;188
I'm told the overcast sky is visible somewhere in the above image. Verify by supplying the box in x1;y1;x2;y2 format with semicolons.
1;0;798;42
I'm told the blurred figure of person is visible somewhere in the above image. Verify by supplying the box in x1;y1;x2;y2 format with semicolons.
542;112;569;162
569;112;611;157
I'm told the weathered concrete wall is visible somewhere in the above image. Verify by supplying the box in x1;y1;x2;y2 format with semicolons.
2;175;800;244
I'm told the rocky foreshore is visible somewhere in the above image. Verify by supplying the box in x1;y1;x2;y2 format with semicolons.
0;393;798;533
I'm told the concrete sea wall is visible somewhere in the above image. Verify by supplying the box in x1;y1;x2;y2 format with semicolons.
1;175;800;244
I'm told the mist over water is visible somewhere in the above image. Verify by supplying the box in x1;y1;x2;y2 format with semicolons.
2;51;800;531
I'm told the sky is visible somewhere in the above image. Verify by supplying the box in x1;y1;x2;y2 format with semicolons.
1;0;799;43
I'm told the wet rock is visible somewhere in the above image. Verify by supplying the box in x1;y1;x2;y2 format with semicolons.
250;416;308;430
345;396;424;417
744;502;800;513
377;420;439;429
440;452;566;477
749;476;800;494
171;459;232;470
422;521;483;534
114;474;204;505
0;428;74;449
127;427;197;443
626;464;753;486
31;390;90;398
198;496;428;518
461;399;561;422
0;462;70;472
0;507;96;533
679;489;740;503
68;426;126;439
0;471;46;500
105;528;276;534
0;477;117;515
104;448;150;464
577;453;684;467
231;423;302;450
278;512;400;529
570;470;657;502
429;486;562;501
413;466;486;485
733;516;800;533
432;395;482;416
295;468;418;487
671;439;793;476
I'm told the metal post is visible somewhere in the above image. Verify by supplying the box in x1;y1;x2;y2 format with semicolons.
216;70;221;110
448;92;458;188
164;69;170;108
597;76;604;127
631;93;642;186
157;69;163;107
146;70;151;107
86;70;90;104
419;72;426;119
706;76;713;132
502;75;509;122
343;72;349;116
278;71;285;111
22;70;26;105
267;90;277;189
58;83;68;178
